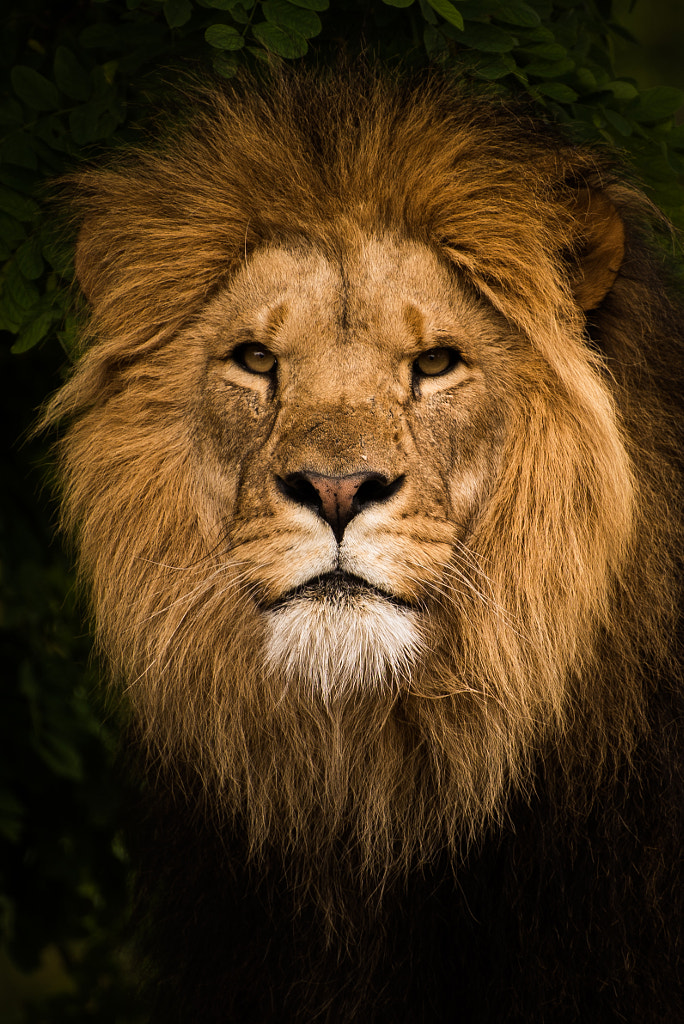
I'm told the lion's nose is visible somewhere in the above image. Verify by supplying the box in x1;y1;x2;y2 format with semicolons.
277;471;404;542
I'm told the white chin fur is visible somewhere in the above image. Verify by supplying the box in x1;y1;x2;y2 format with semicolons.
263;592;422;701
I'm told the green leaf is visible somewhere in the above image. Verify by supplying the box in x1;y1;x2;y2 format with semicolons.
164;0;193;27
69;104;101;146
475;54;516;81
54;46;92;101
202;0;255;10
212;52;241;77
591;66;611;92
603;108;632;137
57;315;82;360
43;237;73;275
535;81;578;103
97;111;121;140
588;42;613;76
574;67;597;92
417;0;437;24
665;125;684;149
524;58;575;78
288;0;329;8
520;25;554;43
0;260;40;327
34;113;70;153
459;21;516;52
11;310;60;353
205;24;245;49
518;42;567;60
493;0;540;28
383;0;415;7
425;0;464;31
100;60;119;86
423;25;449;58
629;149;677;183
246;44;274;63
11;66;60;112
632;87;684;124
228;2;251;21
0;186;39;222
252;21;308;57
263;0;322;38
15;237;44;280
604;80;638;101
609;22;638;45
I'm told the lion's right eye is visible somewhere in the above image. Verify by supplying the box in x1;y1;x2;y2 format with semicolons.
413;347;460;378
232;343;277;375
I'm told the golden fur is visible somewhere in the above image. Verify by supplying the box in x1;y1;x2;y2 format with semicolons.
45;71;680;892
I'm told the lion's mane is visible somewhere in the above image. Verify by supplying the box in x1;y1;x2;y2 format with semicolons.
44;70;683;1021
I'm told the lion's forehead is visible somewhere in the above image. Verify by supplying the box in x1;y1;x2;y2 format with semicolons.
210;235;474;363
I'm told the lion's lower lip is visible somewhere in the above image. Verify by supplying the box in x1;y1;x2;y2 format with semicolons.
269;570;413;610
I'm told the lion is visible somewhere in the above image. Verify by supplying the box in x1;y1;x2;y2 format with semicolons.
44;70;683;1021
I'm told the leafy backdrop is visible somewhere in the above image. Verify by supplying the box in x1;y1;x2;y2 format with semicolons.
1;1;682;1020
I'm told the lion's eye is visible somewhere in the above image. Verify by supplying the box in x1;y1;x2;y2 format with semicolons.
413;347;460;377
232;343;277;375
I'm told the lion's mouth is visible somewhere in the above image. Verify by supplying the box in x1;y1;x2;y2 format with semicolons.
269;570;413;610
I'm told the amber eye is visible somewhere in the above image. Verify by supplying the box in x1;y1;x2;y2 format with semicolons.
413;347;460;377
232;343;277;375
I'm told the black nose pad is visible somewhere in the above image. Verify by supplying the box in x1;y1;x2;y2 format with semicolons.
277;471;405;542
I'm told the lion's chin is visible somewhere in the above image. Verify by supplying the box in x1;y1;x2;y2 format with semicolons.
263;574;423;701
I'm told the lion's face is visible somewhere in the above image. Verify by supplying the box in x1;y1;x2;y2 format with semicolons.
193;236;508;698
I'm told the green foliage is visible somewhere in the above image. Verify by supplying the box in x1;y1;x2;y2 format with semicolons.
0;1;682;1020
1;344;140;1021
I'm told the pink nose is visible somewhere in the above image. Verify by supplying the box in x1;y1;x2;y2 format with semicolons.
277;471;404;542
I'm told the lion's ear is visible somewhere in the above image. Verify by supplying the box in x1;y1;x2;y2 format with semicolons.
569;189;625;311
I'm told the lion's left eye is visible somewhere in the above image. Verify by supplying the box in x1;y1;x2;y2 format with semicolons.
413;347;460;377
232;343;277;375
